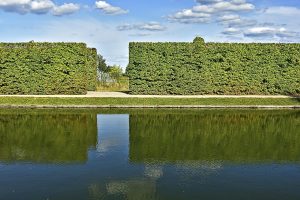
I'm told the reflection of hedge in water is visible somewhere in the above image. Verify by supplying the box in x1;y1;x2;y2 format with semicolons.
130;111;300;163
0;113;97;163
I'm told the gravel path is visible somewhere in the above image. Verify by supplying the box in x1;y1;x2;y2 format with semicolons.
0;92;298;98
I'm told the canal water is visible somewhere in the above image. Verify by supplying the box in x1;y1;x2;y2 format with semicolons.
0;109;299;200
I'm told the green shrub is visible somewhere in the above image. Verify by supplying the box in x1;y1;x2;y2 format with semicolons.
87;48;98;91
127;37;300;95
0;42;97;95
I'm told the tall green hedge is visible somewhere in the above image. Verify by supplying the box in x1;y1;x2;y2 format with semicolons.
87;48;98;91
0;42;97;95
127;37;300;95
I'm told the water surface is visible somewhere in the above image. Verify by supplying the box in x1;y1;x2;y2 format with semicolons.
0;109;299;200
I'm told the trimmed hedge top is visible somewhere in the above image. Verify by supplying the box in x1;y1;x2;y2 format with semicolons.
127;37;300;95
0;42;97;95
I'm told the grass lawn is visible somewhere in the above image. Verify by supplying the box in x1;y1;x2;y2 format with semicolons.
0;97;299;106
96;77;129;92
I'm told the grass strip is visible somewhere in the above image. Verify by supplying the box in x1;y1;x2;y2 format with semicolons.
0;97;299;106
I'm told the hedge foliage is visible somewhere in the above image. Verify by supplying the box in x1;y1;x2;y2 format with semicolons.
86;48;98;91
127;37;300;95
0;42;97;95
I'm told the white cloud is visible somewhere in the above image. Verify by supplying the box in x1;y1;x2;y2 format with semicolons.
168;9;211;24
192;5;215;13
0;0;30;8
194;0;254;13
208;3;300;41
276;31;300;39
264;6;300;16
128;33;151;37
0;0;80;16
140;22;166;31
207;1;254;12
243;26;300;40
218;14;257;28
52;3;80;16
218;14;240;22
95;1;128;15
250;6;300;41
117;22;166;32
169;0;254;24
244;27;278;37
0;0;34;14
222;27;241;35
196;0;223;4
30;0;54;14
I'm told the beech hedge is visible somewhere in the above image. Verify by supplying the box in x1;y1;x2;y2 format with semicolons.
86;48;98;91
0;42;97;95
127;37;300;95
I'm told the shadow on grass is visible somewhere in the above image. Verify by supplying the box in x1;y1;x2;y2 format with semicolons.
286;93;300;102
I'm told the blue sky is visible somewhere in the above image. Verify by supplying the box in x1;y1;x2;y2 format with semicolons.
1;0;300;68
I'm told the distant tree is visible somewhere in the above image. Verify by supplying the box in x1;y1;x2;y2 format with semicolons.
97;54;109;82
193;36;205;44
97;54;108;73
108;65;123;83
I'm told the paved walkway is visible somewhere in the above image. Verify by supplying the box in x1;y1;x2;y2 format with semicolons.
0;92;298;98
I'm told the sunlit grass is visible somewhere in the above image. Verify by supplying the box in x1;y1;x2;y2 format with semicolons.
0;97;299;106
96;77;129;92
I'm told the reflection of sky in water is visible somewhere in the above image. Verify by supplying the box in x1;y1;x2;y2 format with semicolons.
96;114;129;155
174;161;223;184
144;165;163;179
95;114;159;199
175;161;222;174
